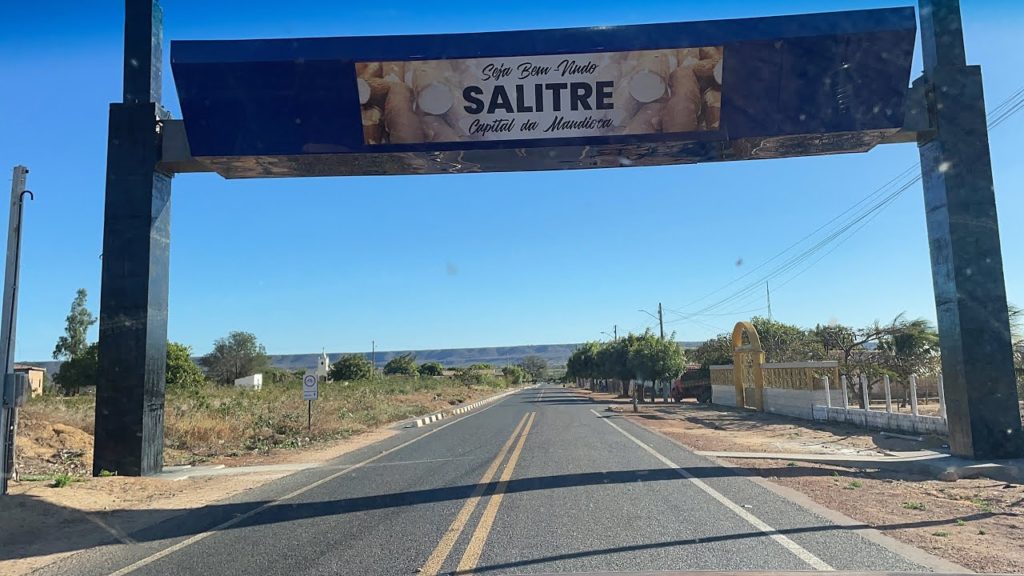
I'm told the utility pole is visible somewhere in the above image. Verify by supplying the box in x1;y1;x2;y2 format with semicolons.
613;324;617;341
657;302;664;340
766;282;772;320
371;340;376;378
1;166;31;495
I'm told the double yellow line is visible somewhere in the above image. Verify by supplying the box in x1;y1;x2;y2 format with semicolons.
419;411;536;576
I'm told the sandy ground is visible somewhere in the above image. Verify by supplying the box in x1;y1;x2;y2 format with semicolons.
578;389;1024;574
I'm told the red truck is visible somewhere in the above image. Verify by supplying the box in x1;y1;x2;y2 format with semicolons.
670;366;712;403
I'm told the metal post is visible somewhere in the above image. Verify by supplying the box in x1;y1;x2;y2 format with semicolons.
860;374;870;411
1;166;30;495
916;0;1023;458
909;374;920;416
840;375;849;410
93;0;172;476
883;375;893;413
308;400;312;432
822;376;832;408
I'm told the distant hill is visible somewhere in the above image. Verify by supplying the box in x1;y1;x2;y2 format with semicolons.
270;344;582;371
22;341;704;375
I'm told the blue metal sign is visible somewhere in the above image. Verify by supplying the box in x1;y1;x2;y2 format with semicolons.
170;7;916;177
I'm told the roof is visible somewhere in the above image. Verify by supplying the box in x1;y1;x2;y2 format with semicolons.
13;364;46;372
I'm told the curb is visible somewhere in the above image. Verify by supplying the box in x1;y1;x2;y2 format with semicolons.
413;386;527;428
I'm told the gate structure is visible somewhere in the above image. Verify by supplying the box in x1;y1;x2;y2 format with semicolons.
94;0;1022;475
731;321;764;411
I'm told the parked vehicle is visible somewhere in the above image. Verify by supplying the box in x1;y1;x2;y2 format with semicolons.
670;366;712;403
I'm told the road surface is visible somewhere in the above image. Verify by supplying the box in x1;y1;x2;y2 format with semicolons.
40;384;934;575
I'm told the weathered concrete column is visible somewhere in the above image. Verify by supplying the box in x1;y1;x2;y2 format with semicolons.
917;0;1023;458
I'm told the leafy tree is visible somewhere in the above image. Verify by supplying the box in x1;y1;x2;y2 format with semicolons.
467;363;493;371
566;341;602;385
628;330;686;401
750;316;823;362
53;342;98;395
331;354;374;381
166;342;204;390
52;288;96;361
878;319;940;380
519;355;548;381
418;361;444;377
200;331;270;385
502;365;526;384
384;353;418;376
597;335;638;396
690;334;733;368
1010;304;1024;396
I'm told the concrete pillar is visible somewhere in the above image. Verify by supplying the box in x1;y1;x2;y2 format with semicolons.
916;0;1023;458
93;0;171;476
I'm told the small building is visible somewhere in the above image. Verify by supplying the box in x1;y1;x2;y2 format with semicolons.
315;350;330;382
13;364;46;398
234;373;263;390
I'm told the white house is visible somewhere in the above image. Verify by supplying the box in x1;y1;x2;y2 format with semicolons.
315;350;330;382
234;373;263;390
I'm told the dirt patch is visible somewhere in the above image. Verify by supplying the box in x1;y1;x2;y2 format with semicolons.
576;389;1024;573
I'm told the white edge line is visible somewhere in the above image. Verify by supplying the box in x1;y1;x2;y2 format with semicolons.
589;409;834;572
107;390;523;576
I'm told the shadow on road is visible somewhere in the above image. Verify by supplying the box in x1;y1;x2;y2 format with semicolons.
1;460;1008;563
455;510;1003;574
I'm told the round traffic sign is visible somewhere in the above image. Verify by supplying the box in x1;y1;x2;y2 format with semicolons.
303;374;317;388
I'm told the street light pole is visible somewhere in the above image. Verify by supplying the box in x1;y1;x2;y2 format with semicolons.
638;304;664;339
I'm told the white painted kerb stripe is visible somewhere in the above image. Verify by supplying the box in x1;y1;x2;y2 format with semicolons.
590;409;834;571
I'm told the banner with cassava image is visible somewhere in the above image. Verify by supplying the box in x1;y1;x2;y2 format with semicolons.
355;47;723;145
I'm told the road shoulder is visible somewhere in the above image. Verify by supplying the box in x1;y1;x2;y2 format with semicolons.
574;388;1020;573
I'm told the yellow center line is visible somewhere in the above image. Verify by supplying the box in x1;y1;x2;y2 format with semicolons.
418;412;530;576
456;411;536;573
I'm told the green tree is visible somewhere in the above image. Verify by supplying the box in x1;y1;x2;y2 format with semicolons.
566;341;602;386
52;288;96;361
467;363;493;371
384;353;418;376
519;355;548;381
200;331;270;385
331;354;374;381
690;334;733;368
166;342;204;390
597;335;637;396
628;330;686;401
53;342;98;396
1010;304;1023;396
750;316;823;362
502;364;526;384
418;361;444;377
878;319;940;381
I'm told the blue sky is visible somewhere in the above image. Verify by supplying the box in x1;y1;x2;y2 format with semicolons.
2;0;1022;360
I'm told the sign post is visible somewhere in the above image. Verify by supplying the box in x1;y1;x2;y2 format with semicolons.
303;374;318;433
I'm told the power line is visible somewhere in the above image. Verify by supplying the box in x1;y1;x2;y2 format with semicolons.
665;85;1024;325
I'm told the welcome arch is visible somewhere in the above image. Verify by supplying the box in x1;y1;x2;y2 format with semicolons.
93;0;1022;475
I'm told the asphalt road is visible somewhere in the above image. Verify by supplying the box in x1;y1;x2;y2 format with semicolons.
40;384;933;575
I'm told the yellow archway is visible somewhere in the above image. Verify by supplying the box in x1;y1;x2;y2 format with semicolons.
731;321;765;410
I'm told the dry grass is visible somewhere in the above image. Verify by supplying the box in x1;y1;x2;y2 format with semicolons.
19;375;510;471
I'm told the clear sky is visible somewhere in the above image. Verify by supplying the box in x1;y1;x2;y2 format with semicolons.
2;0;1022;360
